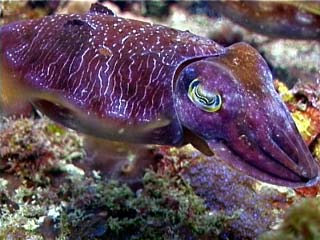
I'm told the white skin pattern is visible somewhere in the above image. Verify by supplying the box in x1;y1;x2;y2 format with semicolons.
3;9;225;137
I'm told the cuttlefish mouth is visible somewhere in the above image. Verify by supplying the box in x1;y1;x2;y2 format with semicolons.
207;123;320;187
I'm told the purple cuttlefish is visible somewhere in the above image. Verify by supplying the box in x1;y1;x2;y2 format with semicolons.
0;3;319;187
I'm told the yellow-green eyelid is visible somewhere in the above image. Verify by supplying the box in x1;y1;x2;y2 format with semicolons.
187;78;222;112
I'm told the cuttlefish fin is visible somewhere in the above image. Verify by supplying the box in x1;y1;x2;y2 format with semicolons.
183;128;215;156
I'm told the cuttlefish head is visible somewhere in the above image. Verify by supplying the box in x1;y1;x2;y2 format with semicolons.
174;42;320;187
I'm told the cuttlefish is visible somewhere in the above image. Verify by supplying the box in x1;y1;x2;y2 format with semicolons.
0;3;319;187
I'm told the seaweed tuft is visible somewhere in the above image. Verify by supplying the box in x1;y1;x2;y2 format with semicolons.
260;198;320;240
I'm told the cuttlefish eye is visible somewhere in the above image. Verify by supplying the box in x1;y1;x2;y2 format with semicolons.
187;79;222;112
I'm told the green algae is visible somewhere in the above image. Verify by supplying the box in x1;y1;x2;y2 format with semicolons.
59;169;235;239
260;198;320;240
0;117;235;239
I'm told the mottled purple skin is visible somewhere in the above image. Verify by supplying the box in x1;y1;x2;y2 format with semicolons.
0;4;223;146
0;4;319;186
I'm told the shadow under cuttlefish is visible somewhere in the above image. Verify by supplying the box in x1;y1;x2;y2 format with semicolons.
76;135;162;188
